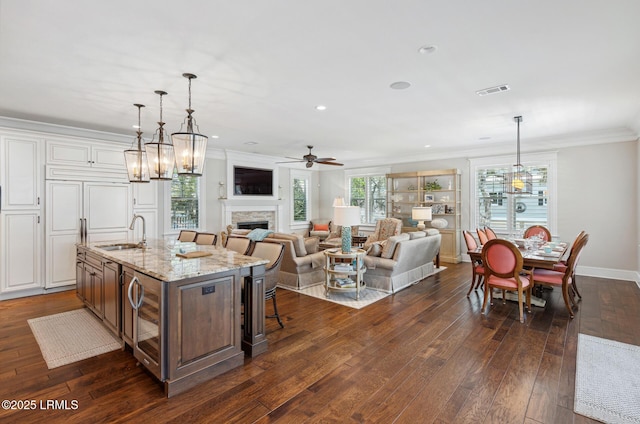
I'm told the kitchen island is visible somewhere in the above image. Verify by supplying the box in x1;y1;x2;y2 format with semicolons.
76;238;269;397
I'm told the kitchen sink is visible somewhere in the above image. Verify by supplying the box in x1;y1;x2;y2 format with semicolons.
96;242;143;251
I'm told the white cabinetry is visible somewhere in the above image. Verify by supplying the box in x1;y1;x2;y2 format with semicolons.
46;180;132;288
132;181;158;240
0;136;43;294
45;139;128;182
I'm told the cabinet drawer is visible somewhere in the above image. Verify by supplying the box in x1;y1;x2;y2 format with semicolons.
85;252;102;269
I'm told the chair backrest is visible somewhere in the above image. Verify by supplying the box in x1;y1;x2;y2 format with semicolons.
477;228;489;245
195;232;217;245
463;230;479;251
481;239;524;278
225;237;251;255
250;241;285;290
178;230;197;242
484;227;497;240
566;233;589;277
372;218;402;241
524;225;552;242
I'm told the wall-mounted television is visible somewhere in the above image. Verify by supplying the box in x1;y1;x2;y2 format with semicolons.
233;166;273;195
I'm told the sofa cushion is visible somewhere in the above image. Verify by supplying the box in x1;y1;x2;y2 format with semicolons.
367;242;384;257
381;233;410;259
408;231;426;239
425;229;440;236
267;232;307;256
304;237;319;254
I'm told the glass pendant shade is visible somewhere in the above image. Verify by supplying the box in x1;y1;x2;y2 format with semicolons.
145;90;176;180
124;104;150;183
171;73;208;176
503;115;532;195
172;132;207;176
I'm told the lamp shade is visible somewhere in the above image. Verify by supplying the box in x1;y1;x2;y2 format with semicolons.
332;196;346;207
412;207;432;221
333;206;360;226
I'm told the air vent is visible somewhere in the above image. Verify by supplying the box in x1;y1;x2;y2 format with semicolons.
476;84;510;96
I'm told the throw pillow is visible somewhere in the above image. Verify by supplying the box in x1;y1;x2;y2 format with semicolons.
367;242;384;257
304;237;319;254
381;233;410;259
246;228;274;241
313;223;329;231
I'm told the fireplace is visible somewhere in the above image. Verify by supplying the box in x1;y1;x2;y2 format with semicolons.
237;220;269;230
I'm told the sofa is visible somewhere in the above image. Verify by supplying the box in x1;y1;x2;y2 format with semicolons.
226;229;325;290
363;229;441;293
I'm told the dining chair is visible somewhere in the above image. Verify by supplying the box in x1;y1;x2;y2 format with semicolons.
481;238;532;323
194;232;217;246
225;237;252;255
552;230;586;297
531;233;589;318
476;228;489;245
463;230;484;296
249;241;286;328
484;227;498;240
523;225;552;242
177;230;197;242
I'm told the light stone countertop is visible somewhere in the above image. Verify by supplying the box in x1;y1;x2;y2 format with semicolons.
82;238;268;282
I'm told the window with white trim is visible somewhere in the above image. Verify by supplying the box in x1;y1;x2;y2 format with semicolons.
348;174;387;224
291;170;310;224
470;152;557;237
170;173;201;230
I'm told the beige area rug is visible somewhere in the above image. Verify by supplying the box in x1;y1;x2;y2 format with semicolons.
27;308;122;369
575;333;640;424
284;266;446;310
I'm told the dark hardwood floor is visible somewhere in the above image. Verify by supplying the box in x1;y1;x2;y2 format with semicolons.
1;263;638;423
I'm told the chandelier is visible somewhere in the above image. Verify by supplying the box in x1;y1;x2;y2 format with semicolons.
124;103;150;183
503;115;532;194
145;90;176;180
171;73;208;176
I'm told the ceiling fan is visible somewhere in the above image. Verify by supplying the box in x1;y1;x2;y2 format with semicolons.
278;145;343;168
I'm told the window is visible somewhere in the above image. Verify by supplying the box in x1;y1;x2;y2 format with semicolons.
170;174;200;229
470;152;557;236
348;174;387;224
291;171;310;223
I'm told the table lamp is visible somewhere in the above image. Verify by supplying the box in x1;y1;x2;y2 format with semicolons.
333;205;360;253
412;206;432;230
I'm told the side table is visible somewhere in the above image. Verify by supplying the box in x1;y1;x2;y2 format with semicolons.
324;248;366;300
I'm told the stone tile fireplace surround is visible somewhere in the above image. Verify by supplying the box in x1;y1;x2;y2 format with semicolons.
222;201;283;232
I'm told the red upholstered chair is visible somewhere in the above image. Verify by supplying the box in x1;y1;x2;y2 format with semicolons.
532;233;589;319
481;239;532;323
463;230;484;296
523;225;552;242
484;227;498;240
477;228;489;245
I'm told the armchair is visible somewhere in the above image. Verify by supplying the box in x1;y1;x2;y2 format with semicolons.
308;219;331;241
362;218;402;250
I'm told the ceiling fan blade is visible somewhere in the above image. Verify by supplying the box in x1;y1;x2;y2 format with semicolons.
314;157;337;162
276;159;304;163
285;156;303;160
316;161;343;166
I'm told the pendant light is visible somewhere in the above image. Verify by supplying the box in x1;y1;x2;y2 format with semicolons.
171;73;208;176
124;104;150;183
145;90;176;180
503;115;532;194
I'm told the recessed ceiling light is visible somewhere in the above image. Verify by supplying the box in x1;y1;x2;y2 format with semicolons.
390;81;411;90
244;141;257;145
211;135;219;139
424;144;431;148
418;45;437;54
315;105;327;111
132;125;140;129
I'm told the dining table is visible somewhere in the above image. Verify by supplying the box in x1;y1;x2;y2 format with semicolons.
467;240;569;307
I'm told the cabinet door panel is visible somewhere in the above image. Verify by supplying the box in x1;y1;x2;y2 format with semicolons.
1;212;41;292
84;183;131;232
92;145;127;169
47;234;79;288
46;141;90;167
2;137;41;209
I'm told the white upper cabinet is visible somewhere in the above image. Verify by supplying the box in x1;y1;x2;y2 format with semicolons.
46;139;126;169
1;136;42;210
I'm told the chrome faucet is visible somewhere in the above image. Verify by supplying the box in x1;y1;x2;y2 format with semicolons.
129;214;146;248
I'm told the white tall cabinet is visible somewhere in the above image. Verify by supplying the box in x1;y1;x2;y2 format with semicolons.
45;181;132;288
0;135;44;294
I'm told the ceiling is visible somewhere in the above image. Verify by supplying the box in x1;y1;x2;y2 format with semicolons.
1;0;639;167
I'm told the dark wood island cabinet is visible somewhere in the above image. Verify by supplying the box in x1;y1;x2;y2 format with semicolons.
77;239;268;397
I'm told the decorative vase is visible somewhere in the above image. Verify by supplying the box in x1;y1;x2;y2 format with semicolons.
431;218;448;229
342;226;352;253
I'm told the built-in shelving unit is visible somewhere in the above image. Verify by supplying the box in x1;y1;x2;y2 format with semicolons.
386;169;461;263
